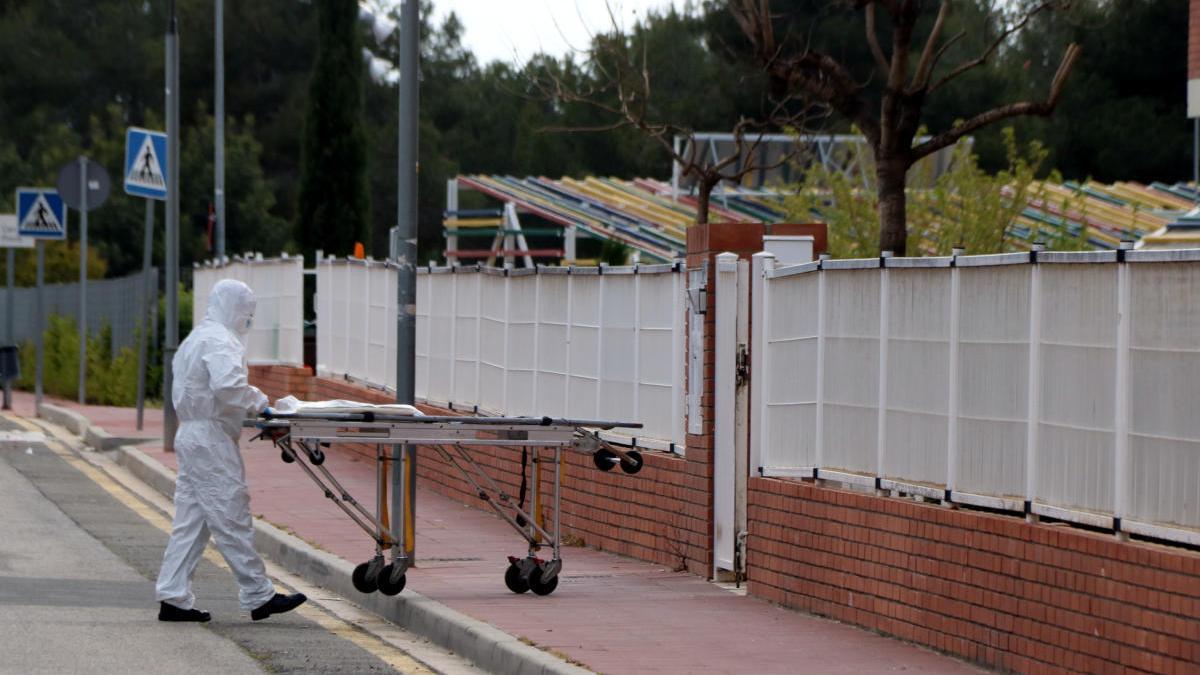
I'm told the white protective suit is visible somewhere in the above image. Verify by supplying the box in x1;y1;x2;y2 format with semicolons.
155;279;276;611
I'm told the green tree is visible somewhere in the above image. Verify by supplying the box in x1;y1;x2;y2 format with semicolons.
297;0;370;258
1001;0;1189;182
181;105;293;258
727;1;1081;256
785;127;1088;258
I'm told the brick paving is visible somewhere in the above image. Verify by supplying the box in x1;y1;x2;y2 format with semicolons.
13;390;981;674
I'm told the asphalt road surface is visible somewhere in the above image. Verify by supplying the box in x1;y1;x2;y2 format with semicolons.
0;415;461;674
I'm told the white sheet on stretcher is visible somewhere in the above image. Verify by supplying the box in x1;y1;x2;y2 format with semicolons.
272;395;422;417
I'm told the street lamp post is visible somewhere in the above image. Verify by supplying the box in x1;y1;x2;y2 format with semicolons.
164;0;181;450
215;0;226;261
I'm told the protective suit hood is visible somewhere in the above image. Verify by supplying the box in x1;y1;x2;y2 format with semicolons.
206;279;256;336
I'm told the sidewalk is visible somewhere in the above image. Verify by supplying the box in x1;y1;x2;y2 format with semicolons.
11;390;981;674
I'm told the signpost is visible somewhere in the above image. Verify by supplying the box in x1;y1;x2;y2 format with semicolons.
125;127;169;430
57;157;111;404
0;215;32;410
16;187;67;410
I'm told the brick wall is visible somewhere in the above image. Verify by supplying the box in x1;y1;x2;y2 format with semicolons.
748;477;1200;673
249;364;314;402
250;367;710;571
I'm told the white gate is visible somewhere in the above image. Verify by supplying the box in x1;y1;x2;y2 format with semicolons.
713;253;749;578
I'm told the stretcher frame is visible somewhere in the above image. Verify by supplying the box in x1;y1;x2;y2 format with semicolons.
248;410;643;596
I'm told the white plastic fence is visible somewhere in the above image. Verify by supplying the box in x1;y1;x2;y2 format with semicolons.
316;260;687;450
315;258;399;392
751;249;1200;545
193;256;304;366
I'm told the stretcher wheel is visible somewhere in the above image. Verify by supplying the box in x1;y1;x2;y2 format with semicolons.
528;566;558;596
309;448;326;466
504;564;529;594
352;561;379;594
377;564;406;596
592;449;616;472
620;451;644;475
281;450;295;464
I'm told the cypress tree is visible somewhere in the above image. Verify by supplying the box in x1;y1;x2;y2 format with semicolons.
296;0;369;257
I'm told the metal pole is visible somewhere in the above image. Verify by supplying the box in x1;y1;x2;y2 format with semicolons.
394;0;420;565
396;0;418;405
3;247;12;410
164;2;181;450
136;199;154;430
214;0;226;261
1193;119;1198;195
35;241;43;408
78;156;88;404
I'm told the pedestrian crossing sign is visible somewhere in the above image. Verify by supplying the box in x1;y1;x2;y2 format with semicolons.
124;127;168;200
15;188;67;240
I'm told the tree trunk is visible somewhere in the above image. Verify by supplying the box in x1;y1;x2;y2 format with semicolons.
876;155;908;256
696;175;716;225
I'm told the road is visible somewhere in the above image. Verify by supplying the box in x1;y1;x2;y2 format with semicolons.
0;415;475;674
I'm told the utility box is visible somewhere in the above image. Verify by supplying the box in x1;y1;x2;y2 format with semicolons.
763;235;815;265
0;345;19;381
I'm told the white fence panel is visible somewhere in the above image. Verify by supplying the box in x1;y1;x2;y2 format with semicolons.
415;267;431;399
535;273;570;418
884;267;951;488
821;268;880;476
451;271;480;406
567;271;601;419
425;271;455;404
598;273;637;422
478;271;508;413
368;264;397;392
193;256;303;366
637;270;684;445
504;273;538;415
1037;263;1117;515
1128;261;1200;532
760;269;820;471
955;264;1030;501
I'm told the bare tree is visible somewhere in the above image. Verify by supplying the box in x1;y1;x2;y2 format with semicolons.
730;0;1081;255
530;28;818;225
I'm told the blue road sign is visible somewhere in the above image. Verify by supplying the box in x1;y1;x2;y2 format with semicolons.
16;188;67;239
124;127;168;200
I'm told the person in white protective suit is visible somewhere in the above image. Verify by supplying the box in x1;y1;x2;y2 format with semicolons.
155;279;306;622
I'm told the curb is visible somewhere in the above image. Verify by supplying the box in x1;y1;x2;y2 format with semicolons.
38;403;157;451
43;407;588;675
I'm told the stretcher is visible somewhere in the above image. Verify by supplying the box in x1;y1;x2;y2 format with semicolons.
246;399;643;597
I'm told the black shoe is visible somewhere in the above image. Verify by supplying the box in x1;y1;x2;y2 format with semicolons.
250;592;307;621
158;602;211;622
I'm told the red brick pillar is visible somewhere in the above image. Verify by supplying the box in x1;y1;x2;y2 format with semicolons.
683;222;825;577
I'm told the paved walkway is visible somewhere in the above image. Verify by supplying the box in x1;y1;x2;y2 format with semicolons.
10;391;981;674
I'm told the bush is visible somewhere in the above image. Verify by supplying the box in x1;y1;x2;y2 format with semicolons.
16;285;199;407
14;315;142;406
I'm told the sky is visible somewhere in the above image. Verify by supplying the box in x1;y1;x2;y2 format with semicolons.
429;0;688;66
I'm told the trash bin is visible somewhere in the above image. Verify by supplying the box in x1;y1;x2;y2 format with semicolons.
0;345;19;382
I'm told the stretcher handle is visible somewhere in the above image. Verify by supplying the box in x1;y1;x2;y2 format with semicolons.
258;409;643;430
